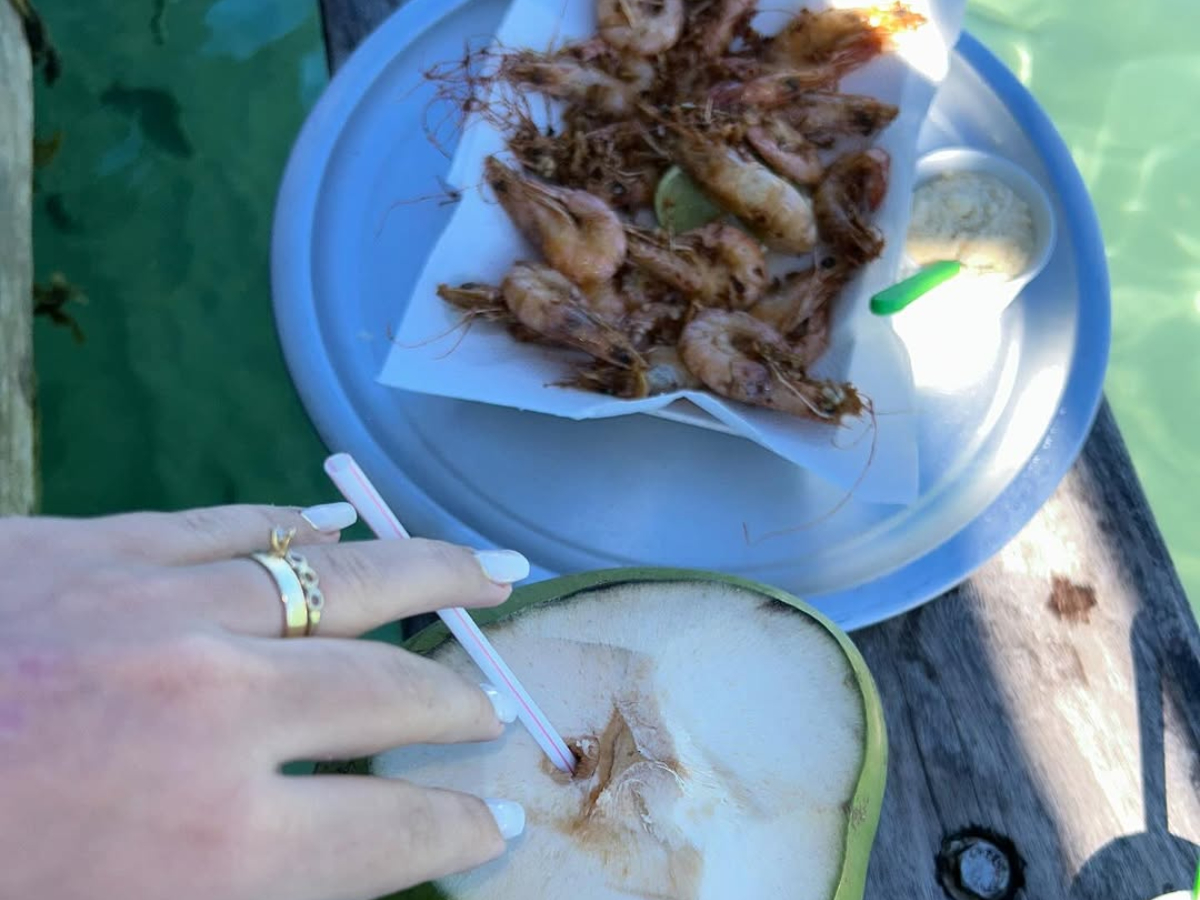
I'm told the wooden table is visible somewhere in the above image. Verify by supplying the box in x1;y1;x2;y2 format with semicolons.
318;4;1200;897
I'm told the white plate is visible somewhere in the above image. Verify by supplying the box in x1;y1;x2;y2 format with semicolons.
271;0;1111;630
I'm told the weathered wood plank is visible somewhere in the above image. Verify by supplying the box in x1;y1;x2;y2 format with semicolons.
315;4;1200;897
318;0;399;72
857;402;1200;899
0;0;38;516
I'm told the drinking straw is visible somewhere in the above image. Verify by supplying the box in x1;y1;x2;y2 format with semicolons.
323;452;577;774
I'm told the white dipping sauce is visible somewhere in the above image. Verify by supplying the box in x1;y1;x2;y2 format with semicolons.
906;170;1037;279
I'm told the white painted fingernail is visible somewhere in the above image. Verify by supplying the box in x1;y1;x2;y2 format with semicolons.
481;683;519;724
485;799;525;840
474;550;530;584
301;502;358;533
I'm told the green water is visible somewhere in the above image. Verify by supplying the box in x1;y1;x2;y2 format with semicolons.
965;1;1200;612
29;0;332;512
27;0;1200;616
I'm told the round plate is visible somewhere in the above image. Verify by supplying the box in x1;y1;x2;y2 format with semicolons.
271;0;1110;630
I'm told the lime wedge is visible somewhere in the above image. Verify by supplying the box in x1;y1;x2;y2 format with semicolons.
654;166;723;233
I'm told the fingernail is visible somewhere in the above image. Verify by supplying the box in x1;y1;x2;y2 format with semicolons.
481;683;519;724
474;549;530;585
485;799;525;840
301;502;358;533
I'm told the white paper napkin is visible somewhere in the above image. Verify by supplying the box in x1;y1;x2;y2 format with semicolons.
378;0;966;504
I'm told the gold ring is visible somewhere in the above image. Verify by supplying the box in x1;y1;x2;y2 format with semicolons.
270;526;297;556
248;551;309;638
245;526;327;638
281;548;324;637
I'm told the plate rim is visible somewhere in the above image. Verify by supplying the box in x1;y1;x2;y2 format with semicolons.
270;4;1112;631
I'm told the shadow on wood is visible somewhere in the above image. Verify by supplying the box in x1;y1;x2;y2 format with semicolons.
858;589;1070;898
859;405;1200;899
1067;607;1200;900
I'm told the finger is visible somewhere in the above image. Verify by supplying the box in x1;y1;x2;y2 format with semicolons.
64;503;360;566
180;538;529;637
249;637;517;761
264;777;518;900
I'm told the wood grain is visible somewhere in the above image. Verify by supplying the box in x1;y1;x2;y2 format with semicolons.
318;0;401;71
0;0;37;517
856;402;1200;899
316;5;1200;896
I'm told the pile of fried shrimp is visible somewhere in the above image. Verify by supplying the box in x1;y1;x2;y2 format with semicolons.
431;0;926;424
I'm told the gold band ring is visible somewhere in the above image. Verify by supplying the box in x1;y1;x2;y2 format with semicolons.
249;551;310;638
282;548;324;636
244;526;325;638
261;526;325;637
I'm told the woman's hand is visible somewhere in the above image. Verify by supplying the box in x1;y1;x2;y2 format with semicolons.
0;503;530;900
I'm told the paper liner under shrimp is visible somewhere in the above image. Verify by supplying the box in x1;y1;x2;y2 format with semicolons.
377;0;967;505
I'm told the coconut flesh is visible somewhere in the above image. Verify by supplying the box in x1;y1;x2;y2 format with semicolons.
374;576;886;900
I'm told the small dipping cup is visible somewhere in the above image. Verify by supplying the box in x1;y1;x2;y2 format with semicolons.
891;147;1058;324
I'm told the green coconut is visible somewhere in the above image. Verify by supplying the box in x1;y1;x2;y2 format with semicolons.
372;568;887;900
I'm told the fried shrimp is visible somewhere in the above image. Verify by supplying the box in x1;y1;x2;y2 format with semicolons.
768;3;927;72
678;309;864;422
750;258;847;338
750;256;858;367
507;117;664;210
814;148;890;265
502;263;643;367
598;0;685;55
485;155;628;285
497;48;641;116
785;91;899;148
565;344;701;399
436;281;507;320
440;268;680;351
675;139;818;254
435;280;557;349
619;300;685;348
690;0;759;58
745;118;824;186
425;1;925;420
709;65;840;110
624;222;769;309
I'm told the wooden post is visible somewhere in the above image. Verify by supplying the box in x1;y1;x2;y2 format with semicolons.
0;0;38;516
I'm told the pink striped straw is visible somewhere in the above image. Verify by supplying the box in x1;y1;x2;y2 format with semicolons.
323;453;577;774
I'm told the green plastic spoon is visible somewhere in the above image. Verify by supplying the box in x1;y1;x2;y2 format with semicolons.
870;260;963;315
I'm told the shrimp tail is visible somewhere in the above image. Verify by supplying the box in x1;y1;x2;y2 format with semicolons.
559;361;651;398
764;357;865;424
405;282;515;358
598;0;685;56
814;148;890;265
437;281;506;315
564;345;700;398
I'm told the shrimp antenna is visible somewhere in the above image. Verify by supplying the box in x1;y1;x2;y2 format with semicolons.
741;394;878;544
420;40;535;158
386;304;506;358
373;177;465;238
765;360;836;420
830;398;875;450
